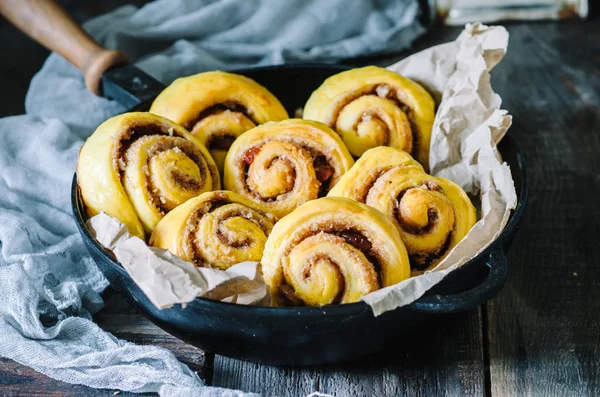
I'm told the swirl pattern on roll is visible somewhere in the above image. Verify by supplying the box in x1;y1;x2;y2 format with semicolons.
261;197;410;306
150;191;277;270
150;71;289;172
328;147;476;272
303;66;435;168
77;112;220;238
223;119;354;218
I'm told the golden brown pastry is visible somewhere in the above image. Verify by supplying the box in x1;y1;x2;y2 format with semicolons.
261;197;410;306
303;66;435;168
150;190;276;270
77;112;220;239
149;71;288;172
223;119;354;218
329;147;476;272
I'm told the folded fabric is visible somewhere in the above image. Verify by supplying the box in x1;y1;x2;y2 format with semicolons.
0;0;424;395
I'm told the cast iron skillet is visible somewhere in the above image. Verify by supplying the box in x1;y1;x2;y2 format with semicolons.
72;64;528;366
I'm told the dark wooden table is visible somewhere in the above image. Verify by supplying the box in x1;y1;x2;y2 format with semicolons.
1;3;599;396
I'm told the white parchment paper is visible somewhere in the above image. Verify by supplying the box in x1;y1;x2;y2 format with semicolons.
87;23;517;316
362;23;516;315
88;214;269;309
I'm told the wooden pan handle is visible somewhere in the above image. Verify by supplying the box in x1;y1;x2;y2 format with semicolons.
0;0;129;95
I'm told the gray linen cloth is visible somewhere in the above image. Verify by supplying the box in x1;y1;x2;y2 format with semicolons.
0;0;423;395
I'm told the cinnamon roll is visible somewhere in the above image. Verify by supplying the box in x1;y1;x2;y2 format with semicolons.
149;71;288;172
77;112;220;239
223;119;354;218
329;147;476;272
150;191;276;270
303;66;435;168
262;197;410;306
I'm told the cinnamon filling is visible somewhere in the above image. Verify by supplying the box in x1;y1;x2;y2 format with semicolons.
244;146;261;165
313;156;333;183
277;229;384;307
313;155;334;197
216;228;251;248
184;203;214;267
331;84;420;158
314;156;334;196
208;198;252;247
114;123;179;176
143;138;209;214
119;134;211;216
374;84;419;156
356;167;394;202
185;198;256;266
148;141;205;192
187;102;257;130
410;233;452;271
394;183;444;235
393;183;454;271
243;148;334;196
278;284;305;307
208;199;229;211
334;230;372;252
241;145;336;203
207;134;236;151
395;207;440;235
170;171;202;191
334;230;382;282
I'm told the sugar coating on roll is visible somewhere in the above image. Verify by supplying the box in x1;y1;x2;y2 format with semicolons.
150;71;288;173
150;190;277;270
261;197;410;306
77;112;220;239
329;147;476;272
223;119;354;218
303;66;435;169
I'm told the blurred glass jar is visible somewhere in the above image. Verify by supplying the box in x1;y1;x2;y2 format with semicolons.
435;0;588;25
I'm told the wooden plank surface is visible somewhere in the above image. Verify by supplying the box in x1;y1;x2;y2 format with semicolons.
484;22;600;397
213;309;486;397
0;358;147;397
